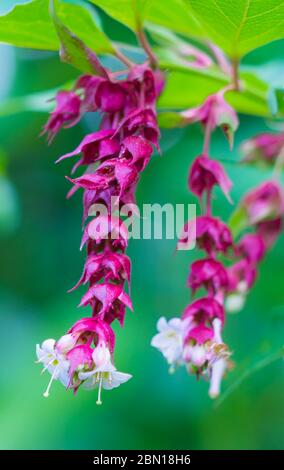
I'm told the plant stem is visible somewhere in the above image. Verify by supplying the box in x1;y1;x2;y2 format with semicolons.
206;188;212;216
136;28;158;67
231;58;240;91
114;48;134;68
203;119;212;155
208;42;231;75
110;69;129;77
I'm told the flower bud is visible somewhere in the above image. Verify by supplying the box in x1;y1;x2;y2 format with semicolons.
92;343;111;368
56;334;77;353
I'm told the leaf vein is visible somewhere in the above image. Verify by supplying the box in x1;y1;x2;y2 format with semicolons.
212;0;238;29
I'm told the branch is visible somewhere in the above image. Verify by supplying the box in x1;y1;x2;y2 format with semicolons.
114;47;135;68
136;28;158;68
231;58;240;91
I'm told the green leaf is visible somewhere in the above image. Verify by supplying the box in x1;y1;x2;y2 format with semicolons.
144;0;202;37
55;0;114;55
146;22;189;48
50;0;109;74
90;0;203;36
186;0;284;58
157;112;186;129
158;67;270;118
89;0;147;31
228;205;248;238
0;0;58;50
0;0;114;54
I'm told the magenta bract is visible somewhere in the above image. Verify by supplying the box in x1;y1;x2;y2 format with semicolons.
43;90;81;143
183;297;225;324
188;258;229;294
227;259;257;292
243;181;284;224
235;233;266;263
179;216;232;254
189;155;232;201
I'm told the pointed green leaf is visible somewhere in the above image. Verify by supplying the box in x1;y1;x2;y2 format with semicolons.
0;0;58;50
0;0;114;54
186;0;284;58
89;0;148;30
55;0;114;55
50;0;109;75
144;0;202;37
90;0;203;36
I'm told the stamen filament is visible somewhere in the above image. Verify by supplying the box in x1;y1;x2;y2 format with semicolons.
43;366;58;398
96;373;103;405
41;357;56;374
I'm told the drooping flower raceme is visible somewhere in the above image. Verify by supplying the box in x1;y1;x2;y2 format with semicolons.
152;96;284;397
152;91;236;397
37;61;163;403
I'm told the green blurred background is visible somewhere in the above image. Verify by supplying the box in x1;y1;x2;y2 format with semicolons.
0;0;284;450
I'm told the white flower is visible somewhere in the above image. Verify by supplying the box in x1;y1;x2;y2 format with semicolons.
36;338;70;397
205;319;231;398
92;342;111;368
78;350;132;405
151;317;184;365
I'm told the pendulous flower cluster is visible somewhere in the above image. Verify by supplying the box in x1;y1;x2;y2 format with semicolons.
152;91;237;398
152;100;284;398
36;62;163;403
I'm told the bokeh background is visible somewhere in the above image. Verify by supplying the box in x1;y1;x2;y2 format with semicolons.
1;0;284;450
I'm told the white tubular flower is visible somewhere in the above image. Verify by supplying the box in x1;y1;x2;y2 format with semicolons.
36;339;70;397
92;342;111;369
209;358;227;398
206;318;231;366
151;317;184;366
78;349;132;405
212;318;222;344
